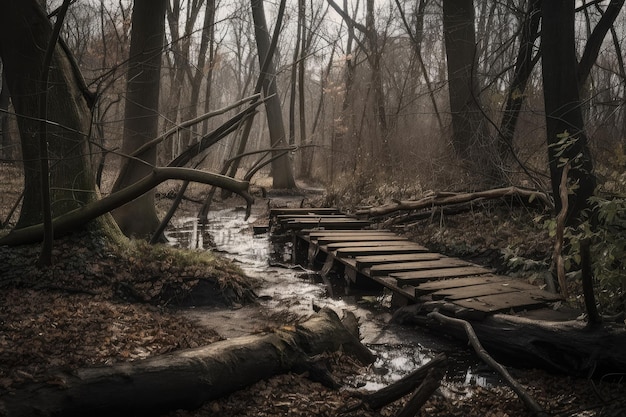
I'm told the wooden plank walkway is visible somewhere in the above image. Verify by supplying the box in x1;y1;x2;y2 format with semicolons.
270;208;562;320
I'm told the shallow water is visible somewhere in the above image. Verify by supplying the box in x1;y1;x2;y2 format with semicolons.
167;206;498;392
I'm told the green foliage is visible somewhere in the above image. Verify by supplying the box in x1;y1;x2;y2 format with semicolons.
501;245;552;286
543;197;626;313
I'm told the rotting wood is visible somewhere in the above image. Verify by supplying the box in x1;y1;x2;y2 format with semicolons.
355;253;441;269
430;281;544;301
391;266;493;284
0;308;373;417
368;258;470;277
394;368;443;417
355;187;552;217
326;241;414;249
343;353;447;412
428;311;548;417
413;275;507;294
452;291;560;313
394;305;626;375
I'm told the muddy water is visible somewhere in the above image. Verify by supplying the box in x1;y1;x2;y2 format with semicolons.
167;206;497;393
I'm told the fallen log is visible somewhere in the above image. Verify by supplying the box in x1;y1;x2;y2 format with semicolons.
393;305;626;376
428;311;547;417
1;308;373;417
356;187;552;218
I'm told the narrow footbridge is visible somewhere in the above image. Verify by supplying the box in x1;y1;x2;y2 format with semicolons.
270;208;562;320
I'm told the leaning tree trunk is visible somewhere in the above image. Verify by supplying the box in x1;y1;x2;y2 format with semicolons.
0;0;117;240
111;0;167;239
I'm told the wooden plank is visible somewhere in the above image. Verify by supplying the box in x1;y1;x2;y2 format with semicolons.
391;266;493;284
368;259;471;277
452;292;551;313
355;253;442;269
305;229;390;237
277;214;351;221
431;283;526;301
414;275;506;295
314;235;407;244
335;245;429;257
270;208;340;216
282;220;371;230
433;280;548;301
325;241;414;250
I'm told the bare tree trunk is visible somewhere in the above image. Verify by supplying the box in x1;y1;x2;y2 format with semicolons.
442;0;491;175
0;64;12;161
251;0;296;189
540;0;595;223
0;0;120;239
111;0;167;239
497;0;541;177
297;0;310;179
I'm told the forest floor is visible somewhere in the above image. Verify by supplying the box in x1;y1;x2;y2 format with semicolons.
0;163;625;416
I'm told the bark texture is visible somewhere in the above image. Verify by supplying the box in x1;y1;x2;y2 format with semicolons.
111;0;167;239
0;308;372;417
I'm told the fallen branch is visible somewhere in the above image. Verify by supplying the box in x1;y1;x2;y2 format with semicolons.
428;311;547;417
347;353;447;412
356;187;552;218
1;308;372;417
395;368;443;417
0;168;251;246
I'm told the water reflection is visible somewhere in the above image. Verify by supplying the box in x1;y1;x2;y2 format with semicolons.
168;207;495;391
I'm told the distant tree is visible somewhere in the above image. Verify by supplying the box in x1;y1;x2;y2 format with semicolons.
442;0;491;176
250;0;296;189
111;0;167;239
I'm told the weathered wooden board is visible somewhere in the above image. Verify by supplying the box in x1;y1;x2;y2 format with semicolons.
452;292;551;313
325;241;414;250
305;230;390;237
432;280;547;301
368;259;471;277
431;283;526;301
414;275;506;295
392;266;493;284
283;220;371;230
334;245;429;258
278;214;350;222
313;235;408;245
355;253;442;269
270;208;340;216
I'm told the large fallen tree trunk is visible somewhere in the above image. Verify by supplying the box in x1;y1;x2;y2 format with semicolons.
356;187;552;218
394;306;626;376
1;308;373;417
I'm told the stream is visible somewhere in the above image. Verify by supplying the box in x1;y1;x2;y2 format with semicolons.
166;205;498;395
